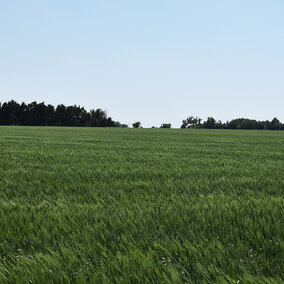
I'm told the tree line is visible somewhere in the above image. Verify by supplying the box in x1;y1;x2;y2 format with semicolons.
0;100;283;130
180;116;284;130
0;100;128;127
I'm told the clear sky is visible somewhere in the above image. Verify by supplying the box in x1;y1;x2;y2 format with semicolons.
1;1;283;128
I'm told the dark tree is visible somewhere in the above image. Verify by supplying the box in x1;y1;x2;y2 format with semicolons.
160;123;171;128
203;117;216;129
0;100;123;127
132;122;141;128
269;117;281;130
181;116;201;128
181;115;283;130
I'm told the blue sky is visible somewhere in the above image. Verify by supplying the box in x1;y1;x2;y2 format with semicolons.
1;0;283;127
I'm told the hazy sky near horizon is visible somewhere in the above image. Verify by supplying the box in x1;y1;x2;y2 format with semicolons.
1;1;283;127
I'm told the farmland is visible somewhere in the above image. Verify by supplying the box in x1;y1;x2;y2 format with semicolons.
0;127;283;283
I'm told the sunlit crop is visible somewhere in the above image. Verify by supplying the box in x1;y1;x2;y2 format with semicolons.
0;127;283;283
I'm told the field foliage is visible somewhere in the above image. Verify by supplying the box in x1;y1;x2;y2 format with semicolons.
0;127;283;283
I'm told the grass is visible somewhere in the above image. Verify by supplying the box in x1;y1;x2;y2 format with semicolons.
0;126;283;283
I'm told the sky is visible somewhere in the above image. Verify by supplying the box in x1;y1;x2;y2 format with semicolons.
0;0;283;128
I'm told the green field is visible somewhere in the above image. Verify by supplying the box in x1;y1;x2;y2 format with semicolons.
0;127;283;283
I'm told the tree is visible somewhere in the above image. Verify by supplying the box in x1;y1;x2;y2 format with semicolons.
89;109;110;127
178;115;283;131
215;120;224;129
132;122;141;128
0;100;124;127
160;123;171;128
181;116;201;128
256;121;265;130
269;117;281;130
113;121;122;127
203;117;216;129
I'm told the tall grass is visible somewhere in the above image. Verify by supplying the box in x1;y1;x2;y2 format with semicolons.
0;127;283;283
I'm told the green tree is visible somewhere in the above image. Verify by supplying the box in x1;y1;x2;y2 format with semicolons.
181;116;201;128
269;117;281;130
132;122;141;128
160;123;171;128
204;117;216;129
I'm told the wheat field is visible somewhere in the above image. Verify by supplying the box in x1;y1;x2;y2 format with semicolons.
0;127;283;283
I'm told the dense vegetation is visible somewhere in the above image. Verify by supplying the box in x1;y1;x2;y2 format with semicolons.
181;116;284;130
0;100;127;127
1;100;283;130
0;127;283;283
